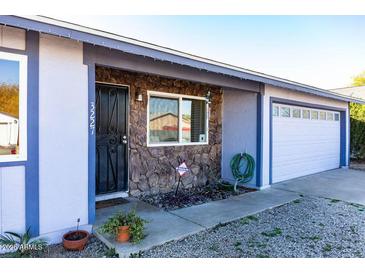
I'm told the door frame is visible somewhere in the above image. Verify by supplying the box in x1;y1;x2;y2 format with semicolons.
93;81;131;202
269;97;348;185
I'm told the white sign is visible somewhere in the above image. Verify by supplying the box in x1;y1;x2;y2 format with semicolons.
176;162;189;176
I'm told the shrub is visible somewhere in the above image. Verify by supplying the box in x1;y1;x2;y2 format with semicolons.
350;102;365;160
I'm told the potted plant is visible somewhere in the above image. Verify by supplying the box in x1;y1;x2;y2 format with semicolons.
63;218;89;251
99;210;147;243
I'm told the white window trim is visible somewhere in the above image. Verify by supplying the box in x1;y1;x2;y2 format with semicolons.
0;51;27;162
147;90;209;147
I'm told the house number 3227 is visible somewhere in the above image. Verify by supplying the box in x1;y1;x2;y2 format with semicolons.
89;102;95;135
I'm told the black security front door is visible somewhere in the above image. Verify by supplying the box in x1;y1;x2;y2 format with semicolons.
95;83;128;195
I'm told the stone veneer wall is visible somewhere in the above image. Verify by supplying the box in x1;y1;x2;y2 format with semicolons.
96;66;222;196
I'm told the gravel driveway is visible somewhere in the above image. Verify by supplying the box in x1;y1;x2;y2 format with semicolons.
139;196;365;258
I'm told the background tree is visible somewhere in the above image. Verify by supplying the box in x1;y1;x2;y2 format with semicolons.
350;71;365;160
352;71;365;87
0;83;19;118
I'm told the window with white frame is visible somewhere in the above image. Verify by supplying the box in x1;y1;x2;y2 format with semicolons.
280;106;290;117
302;109;310;119
319;111;326;120
272;105;279;117
311;110;319;120
0;52;27;162
292;108;301;118
148;91;208;146
334;113;340;121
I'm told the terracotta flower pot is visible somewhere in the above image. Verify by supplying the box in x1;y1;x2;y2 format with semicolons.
63;230;90;251
116;225;130;243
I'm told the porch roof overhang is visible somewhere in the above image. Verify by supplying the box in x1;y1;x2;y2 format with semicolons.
1;15;364;105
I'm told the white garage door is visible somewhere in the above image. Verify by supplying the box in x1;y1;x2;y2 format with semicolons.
272;103;341;183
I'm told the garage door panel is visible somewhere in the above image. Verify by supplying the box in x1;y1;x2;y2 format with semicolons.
272;103;341;183
274;156;340;178
274;144;340;158
273;153;340;165
274;141;339;151
274;159;340;173
274;160;339;180
274;155;340;170
274;140;340;155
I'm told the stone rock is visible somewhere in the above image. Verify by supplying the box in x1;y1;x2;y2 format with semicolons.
130;189;142;197
148;173;159;187
96;66;222;196
137;175;150;192
202;153;210;164
190;165;200;175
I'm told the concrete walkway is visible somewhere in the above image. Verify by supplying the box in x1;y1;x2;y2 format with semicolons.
94;188;299;257
171;188;299;228
272;168;365;205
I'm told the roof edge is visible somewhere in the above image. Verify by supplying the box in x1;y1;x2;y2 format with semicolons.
1;15;364;105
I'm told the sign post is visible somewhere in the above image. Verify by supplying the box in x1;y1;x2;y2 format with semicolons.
175;160;189;196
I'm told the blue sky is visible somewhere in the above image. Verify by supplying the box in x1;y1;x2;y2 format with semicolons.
56;16;365;89
0;60;19;84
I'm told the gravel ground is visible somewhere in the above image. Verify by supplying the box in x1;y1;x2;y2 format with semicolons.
0;235;117;258
140;196;365;258
140;183;255;210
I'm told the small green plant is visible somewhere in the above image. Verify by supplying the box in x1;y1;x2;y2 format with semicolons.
240;215;258;225
247;215;259;221
285;235;292;239
235;246;243;253
322;244;332;252
261;227;282;237
104;248;119;258
234;241;242;247
240;218;250;225
212;222;229;231
293;199;301;204
330;199;341;203
256;242;267;248
129;251;143;258
99;210;147;243
257;253;269;258
208;243;219;252
0;227;47;257
349;202;365;212
308;235;321;241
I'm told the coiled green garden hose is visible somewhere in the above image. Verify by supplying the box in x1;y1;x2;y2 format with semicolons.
230;153;255;191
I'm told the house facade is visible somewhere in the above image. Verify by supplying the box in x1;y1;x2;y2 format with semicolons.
0;16;364;244
331;85;365;100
